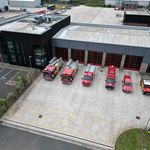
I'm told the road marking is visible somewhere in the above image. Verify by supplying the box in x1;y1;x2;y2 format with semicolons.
6;71;21;86
0;70;13;80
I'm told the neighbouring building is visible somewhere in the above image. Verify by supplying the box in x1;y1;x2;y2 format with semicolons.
123;9;150;26
106;0;150;7
0;0;9;12
9;0;41;8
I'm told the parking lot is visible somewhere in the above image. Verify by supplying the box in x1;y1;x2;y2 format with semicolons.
0;67;17;98
0;65;36;98
3;64;150;149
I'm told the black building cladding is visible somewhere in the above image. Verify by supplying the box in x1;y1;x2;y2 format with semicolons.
123;10;150;26
0;13;70;68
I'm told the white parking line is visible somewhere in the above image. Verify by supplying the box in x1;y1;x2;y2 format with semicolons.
0;70;13;80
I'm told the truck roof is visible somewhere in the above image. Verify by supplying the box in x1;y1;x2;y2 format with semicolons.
108;65;116;74
143;80;150;85
85;64;95;73
62;67;73;75
43;65;55;72
124;75;131;83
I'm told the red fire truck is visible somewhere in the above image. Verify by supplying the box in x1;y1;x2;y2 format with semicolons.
43;57;63;81
140;75;150;95
105;65;116;89
60;59;79;85
81;64;95;87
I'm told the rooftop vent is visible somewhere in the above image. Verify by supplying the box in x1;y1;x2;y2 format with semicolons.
45;17;52;23
34;15;44;24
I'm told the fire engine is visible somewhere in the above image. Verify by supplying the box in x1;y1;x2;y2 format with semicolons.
140;75;150;95
60;59;79;85
43;57;63;81
81;64;95;87
105;65;116;89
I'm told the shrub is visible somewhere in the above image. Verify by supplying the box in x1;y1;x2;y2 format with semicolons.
0;98;7;117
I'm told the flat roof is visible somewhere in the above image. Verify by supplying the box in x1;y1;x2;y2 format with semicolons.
0;12;22;20
0;14;68;35
125;9;150;16
9;7;48;13
53;25;150;48
64;5;124;25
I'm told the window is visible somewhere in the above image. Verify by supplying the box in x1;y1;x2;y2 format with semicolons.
7;41;17;63
33;45;47;67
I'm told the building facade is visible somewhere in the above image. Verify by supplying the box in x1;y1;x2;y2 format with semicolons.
0;13;70;68
0;0;8;11
52;24;150;73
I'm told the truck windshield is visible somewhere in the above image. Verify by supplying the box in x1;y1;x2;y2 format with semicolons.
61;75;71;79
83;75;92;80
125;82;132;86
43;72;51;77
144;85;150;88
106;78;116;83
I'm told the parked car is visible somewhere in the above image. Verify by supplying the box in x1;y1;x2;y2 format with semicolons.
122;75;132;93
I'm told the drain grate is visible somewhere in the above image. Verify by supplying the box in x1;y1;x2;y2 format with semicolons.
38;115;43;118
136;116;140;120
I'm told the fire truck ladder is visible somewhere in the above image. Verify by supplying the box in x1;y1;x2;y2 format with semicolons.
66;59;73;67
70;60;79;69
50;57;63;66
85;64;95;73
49;57;57;65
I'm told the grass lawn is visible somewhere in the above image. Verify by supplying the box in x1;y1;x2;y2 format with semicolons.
115;129;150;150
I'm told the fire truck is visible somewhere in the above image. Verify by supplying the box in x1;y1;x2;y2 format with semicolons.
60;59;79;85
105;65;116;89
140;75;150;95
81;64;95;87
122;75;132;93
43;57;63;81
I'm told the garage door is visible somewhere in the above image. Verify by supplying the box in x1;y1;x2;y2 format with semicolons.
71;49;84;62
105;53;122;67
88;51;103;65
124;55;143;70
55;47;68;61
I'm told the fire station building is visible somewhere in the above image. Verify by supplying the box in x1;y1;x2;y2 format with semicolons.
52;23;150;73
0;7;150;73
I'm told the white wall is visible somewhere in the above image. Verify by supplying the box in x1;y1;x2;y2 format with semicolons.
9;0;41;8
34;0;41;7
0;0;8;10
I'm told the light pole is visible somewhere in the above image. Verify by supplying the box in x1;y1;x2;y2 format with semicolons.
145;117;150;131
29;56;32;68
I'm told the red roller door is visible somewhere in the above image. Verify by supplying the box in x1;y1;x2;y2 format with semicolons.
105;53;122;67
55;47;68;61
71;49;84;62
124;55;143;70
88;51;103;65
